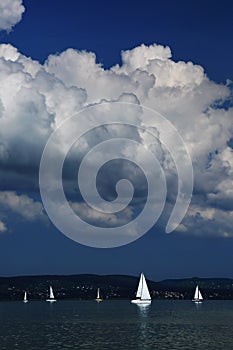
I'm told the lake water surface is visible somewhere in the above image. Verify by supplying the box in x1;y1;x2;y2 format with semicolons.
0;300;232;349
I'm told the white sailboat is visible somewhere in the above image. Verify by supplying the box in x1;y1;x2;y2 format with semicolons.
131;273;151;305
95;288;103;302
23;291;28;303
192;285;203;303
46;286;57;302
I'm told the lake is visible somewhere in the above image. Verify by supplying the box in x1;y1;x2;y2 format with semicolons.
0;300;232;349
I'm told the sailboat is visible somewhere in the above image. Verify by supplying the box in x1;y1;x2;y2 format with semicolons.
131;273;151;305
23;291;28;303
95;288;103;302
192;285;203;303
46;286;57;302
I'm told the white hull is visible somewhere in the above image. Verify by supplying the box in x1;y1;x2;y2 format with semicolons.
192;299;203;303
131;299;151;305
23;300;28;303
46;299;56;302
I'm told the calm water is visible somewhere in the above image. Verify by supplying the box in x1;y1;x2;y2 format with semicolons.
0;300;232;349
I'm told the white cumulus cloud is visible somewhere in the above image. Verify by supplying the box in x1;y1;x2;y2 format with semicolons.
70;202;133;227
0;191;44;221
0;0;25;31
0;42;232;238
179;204;233;238
0;220;7;232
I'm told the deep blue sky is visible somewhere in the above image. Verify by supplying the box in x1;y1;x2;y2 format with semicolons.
0;0;232;280
4;0;233;82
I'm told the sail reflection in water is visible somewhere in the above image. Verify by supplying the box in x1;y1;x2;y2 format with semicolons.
137;304;151;349
137;304;151;318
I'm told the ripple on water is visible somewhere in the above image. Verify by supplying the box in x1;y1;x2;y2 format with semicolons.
0;300;232;350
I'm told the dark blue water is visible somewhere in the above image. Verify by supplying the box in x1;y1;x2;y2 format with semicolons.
0;300;232;349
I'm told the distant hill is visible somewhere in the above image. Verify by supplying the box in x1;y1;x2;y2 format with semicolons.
0;274;232;301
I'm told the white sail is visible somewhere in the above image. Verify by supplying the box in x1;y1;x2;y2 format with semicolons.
46;285;56;301
194;285;199;300
141;273;151;300
95;287;103;302
136;273;143;298
50;286;55;299
193;285;203;302
198;290;203;300
23;291;28;302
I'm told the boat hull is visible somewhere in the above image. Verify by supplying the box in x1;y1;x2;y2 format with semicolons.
46;299;57;302
192;299;203;303
131;299;151;305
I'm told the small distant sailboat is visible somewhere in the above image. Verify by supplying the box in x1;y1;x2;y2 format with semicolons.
23;291;28;303
192;285;203;303
95;288;103;302
131;273;151;305
46;286;56;302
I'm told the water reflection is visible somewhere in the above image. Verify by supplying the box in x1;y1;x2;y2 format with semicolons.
137;305;151;349
137;304;150;318
0;301;233;350
194;302;203;309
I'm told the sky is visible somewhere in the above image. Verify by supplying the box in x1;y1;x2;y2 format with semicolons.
0;0;232;280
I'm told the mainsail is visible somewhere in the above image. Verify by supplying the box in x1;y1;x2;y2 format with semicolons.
46;285;56;302
23;291;28;303
140;273;151;300
136;273;144;298
95;287;103;302
194;285;199;300
198;289;203;300
50;286;55;299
